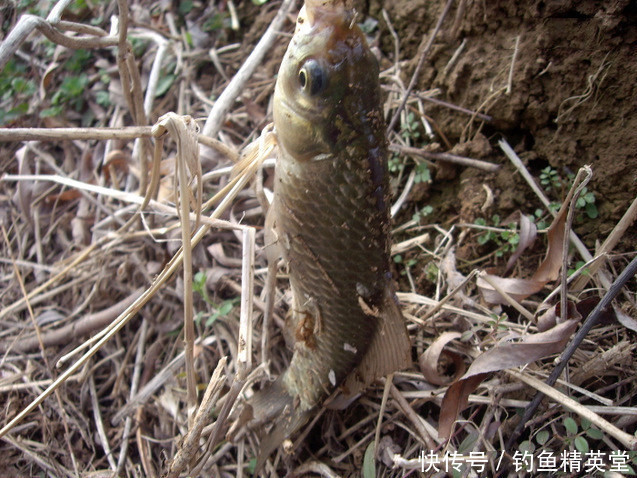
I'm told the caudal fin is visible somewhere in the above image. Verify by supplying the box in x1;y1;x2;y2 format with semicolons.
235;376;313;473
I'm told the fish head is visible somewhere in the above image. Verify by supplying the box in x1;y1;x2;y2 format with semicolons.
274;0;383;162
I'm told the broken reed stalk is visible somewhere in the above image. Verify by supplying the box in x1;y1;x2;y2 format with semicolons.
0;131;260;438
507;254;637;450
559;166;592;322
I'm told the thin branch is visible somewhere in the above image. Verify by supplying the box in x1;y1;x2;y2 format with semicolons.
201;0;297;142
506;254;637;450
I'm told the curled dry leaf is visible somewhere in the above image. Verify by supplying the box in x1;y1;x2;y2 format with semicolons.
419;331;467;386
536;300;582;332
438;319;579;439
504;212;537;274
478;199;567;304
614;305;637;332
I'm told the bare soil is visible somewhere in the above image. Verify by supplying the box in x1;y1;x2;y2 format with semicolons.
377;0;636;249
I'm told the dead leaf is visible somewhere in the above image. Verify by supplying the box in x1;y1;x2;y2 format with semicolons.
613;305;637;332
477;275;545;304
536;301;582;332
505;213;537;274
419;331;466;386
437;320;578;439
438;373;488;440
478;202;568;304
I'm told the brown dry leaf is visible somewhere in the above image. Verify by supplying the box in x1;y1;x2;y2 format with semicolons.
438;373;488;440
613;305;637;332
438;319;578;439
478;200;568;304
505;212;537;274
536;301;581;332
419;331;466;386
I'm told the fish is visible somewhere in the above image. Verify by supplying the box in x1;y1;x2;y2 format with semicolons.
244;0;411;467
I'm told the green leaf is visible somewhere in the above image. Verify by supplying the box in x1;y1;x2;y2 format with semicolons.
535;430;550;445
458;432;479;453
95;90;111;107
246;457;257;475
40;106;63;118
60;74;89;98
218;300;235;316
563;417;578;435
179;0;193;15
155;73;176;97
585;427;604;440
519;440;535;454
585;203;598;219
574;436;589;454
363;441;375;478
460;330;473;342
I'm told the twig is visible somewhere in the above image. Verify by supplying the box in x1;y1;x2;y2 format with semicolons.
390;383;437;450
559;167;591;322
0;14;118;69
506;254;637;450
477;271;535;322
572;194;637;291
390;168;416;218
89;375;117;470
0;127;153;142
0;288;144;353
443;38;466;78
506;35;520;95
166;357;227;478
237;228;255;380
117;319;148;473
201;0;296;142
390;144;500;172
507;369;637;450
387;0;455;133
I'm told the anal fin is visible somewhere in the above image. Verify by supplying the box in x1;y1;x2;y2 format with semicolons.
342;286;411;397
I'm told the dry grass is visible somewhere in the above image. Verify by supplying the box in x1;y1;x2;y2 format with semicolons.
0;1;636;477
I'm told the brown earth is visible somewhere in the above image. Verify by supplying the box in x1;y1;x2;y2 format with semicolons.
373;0;636;251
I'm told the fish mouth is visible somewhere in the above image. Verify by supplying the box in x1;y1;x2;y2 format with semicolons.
276;95;322;126
304;1;351;27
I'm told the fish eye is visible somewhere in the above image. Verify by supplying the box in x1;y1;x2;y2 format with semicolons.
298;59;327;96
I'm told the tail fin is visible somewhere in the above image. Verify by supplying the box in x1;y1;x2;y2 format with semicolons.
241;376;314;473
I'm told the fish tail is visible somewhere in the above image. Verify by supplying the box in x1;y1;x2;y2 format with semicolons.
248;376;313;473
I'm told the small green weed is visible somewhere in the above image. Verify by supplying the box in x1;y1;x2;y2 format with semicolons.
41;74;89;118
413;162;431;184
412;205;433;223
393;254;417;276
540;166;562;192
538;167;598;220
0;59;36;125
193;271;239;326
474;215;519;258
401;111;421;143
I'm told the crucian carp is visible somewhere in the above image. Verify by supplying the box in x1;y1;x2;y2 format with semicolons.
240;0;411;467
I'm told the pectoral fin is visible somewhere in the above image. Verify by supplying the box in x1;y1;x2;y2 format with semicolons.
342;286;411;397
